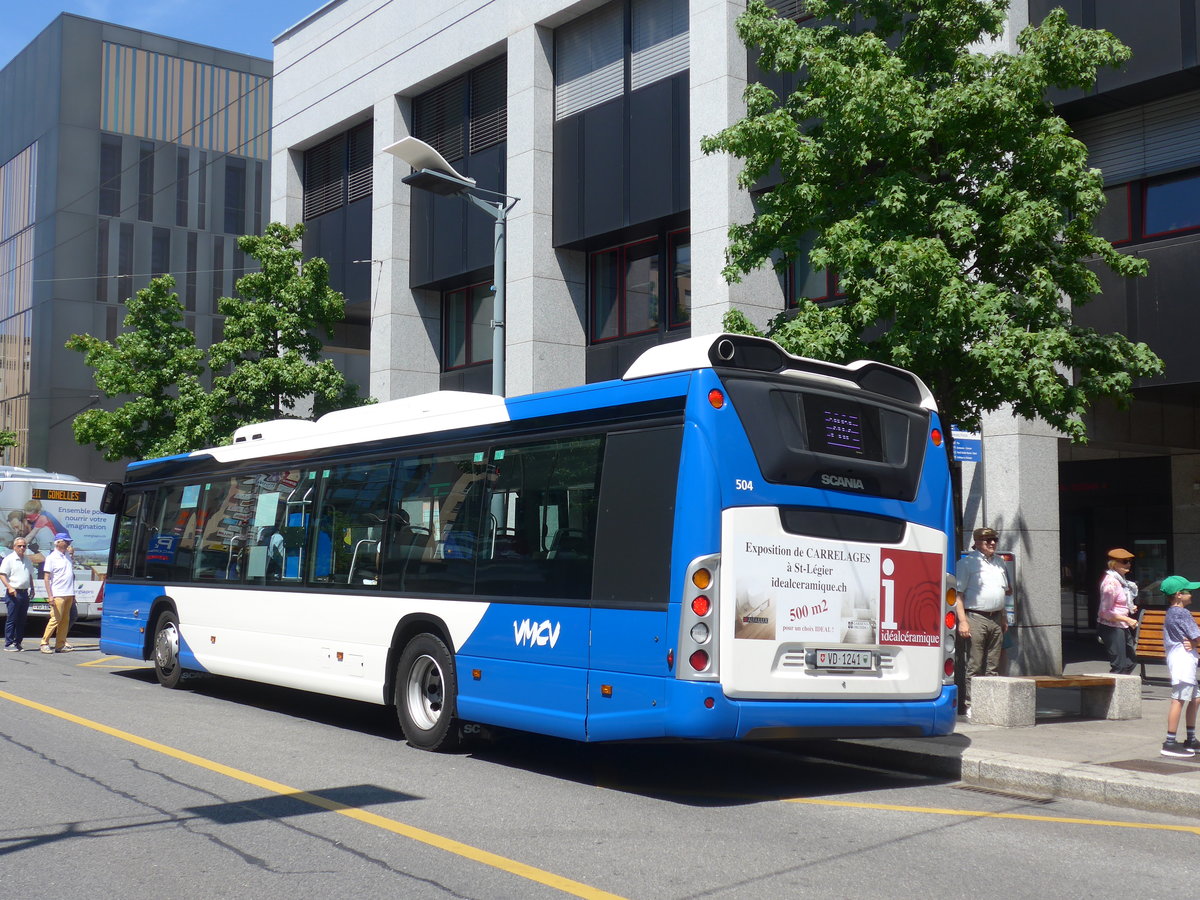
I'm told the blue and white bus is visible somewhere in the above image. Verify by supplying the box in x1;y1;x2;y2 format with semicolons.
99;334;958;749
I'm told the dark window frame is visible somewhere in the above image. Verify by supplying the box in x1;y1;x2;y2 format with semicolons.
589;235;663;344
443;280;495;370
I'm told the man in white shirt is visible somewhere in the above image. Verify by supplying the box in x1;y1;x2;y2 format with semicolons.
1;538;36;651
954;526;1012;714
40;534;77;654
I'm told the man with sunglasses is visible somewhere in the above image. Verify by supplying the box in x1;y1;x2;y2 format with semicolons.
1;538;36;651
954;527;1013;716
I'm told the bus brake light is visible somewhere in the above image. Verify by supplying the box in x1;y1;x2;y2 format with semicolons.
945;611;956;630
931;428;943;447
691;595;710;616
708;389;724;409
944;658;955;677
689;650;709;671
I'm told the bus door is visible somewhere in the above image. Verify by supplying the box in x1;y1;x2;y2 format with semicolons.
434;438;601;741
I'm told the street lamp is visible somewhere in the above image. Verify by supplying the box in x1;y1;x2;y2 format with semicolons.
383;136;519;396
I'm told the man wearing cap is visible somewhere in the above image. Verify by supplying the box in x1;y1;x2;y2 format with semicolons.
1098;548;1139;675
39;534;76;654
954;527;1012;714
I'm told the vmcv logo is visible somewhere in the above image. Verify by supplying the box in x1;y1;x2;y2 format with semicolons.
514;619;561;648
820;473;865;490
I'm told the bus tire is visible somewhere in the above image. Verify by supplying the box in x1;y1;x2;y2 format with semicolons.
396;633;460;751
152;610;186;689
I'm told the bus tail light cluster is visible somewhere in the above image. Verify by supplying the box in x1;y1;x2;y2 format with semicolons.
676;554;721;682
942;571;957;685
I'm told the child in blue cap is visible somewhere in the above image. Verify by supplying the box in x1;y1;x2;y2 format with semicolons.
1160;574;1200;758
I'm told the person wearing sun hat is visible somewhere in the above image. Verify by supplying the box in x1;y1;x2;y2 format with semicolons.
1097;548;1139;675
1160;574;1200;758
39;534;77;654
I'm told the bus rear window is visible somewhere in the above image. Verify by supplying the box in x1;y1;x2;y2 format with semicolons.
723;376;929;501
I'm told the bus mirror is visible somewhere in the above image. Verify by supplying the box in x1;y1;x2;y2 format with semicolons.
99;482;125;516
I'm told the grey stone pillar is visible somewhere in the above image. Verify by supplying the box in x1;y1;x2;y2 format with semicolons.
505;24;585;398
689;0;782;333
370;95;440;401
965;407;1063;675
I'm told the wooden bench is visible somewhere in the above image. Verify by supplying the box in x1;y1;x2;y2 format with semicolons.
969;673;1141;727
1135;607;1200;678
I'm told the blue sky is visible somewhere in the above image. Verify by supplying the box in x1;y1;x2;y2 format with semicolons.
0;0;325;70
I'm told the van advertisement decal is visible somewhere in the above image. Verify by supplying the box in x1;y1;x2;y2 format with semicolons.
733;537;941;646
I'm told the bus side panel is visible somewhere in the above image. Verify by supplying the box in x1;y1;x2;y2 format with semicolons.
98;581;160;660
586;608;670;741
454;603;589;740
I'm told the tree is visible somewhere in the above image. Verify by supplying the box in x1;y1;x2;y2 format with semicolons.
69;223;370;463
207;222;366;438
66;275;216;461
701;0;1163;441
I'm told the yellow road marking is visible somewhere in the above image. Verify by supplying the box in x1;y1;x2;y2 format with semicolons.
787;796;1200;835
0;689;625;900
78;655;148;669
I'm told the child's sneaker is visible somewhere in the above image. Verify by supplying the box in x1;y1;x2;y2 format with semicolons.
1161;739;1196;758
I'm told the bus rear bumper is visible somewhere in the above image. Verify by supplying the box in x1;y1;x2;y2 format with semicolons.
663;681;958;740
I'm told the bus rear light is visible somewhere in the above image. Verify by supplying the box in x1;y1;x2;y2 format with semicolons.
931;428;943;447
667;649;674;670
945;611;956;630
679;554;720;682
704;697;715;709
944;658;955;677
708;389;725;409
946;587;957;606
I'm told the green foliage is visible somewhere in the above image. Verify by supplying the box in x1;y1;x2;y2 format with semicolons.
703;0;1164;441
0;431;17;450
69;223;370;462
65;275;214;461
208;222;366;436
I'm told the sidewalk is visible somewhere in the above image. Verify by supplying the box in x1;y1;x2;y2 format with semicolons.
806;638;1200;818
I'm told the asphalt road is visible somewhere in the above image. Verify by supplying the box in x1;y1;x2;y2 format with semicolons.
2;623;1198;899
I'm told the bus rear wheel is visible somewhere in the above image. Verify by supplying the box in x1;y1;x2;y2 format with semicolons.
396;634;460;751
152;610;185;689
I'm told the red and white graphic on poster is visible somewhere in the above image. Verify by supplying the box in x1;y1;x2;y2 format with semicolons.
878;548;943;646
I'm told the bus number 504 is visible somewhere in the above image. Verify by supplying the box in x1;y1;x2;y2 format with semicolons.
735;479;754;491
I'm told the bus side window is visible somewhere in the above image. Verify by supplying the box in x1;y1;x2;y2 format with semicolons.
306;460;393;588
111;491;147;577
474;436;602;600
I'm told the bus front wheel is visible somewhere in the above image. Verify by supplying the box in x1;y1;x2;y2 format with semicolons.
396;634;460;751
153;610;185;689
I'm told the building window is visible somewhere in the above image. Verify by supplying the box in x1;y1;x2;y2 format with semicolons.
413;58;506;164
444;282;494;369
786;233;843;307
1143;172;1200;238
668;231;691;329
224;159;246;235
303;121;373;221
95;219;110;303
99;135;122;217
138;141;155;221
151;227;171;277
555;0;688;121
176;148;190;227
591;238;662;342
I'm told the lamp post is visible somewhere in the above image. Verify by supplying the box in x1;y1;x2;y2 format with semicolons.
383;136;519;397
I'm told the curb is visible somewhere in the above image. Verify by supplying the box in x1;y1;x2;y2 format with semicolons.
802;738;1200;819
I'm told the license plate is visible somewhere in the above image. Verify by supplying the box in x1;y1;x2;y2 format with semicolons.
809;648;874;670
29;603;50;613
